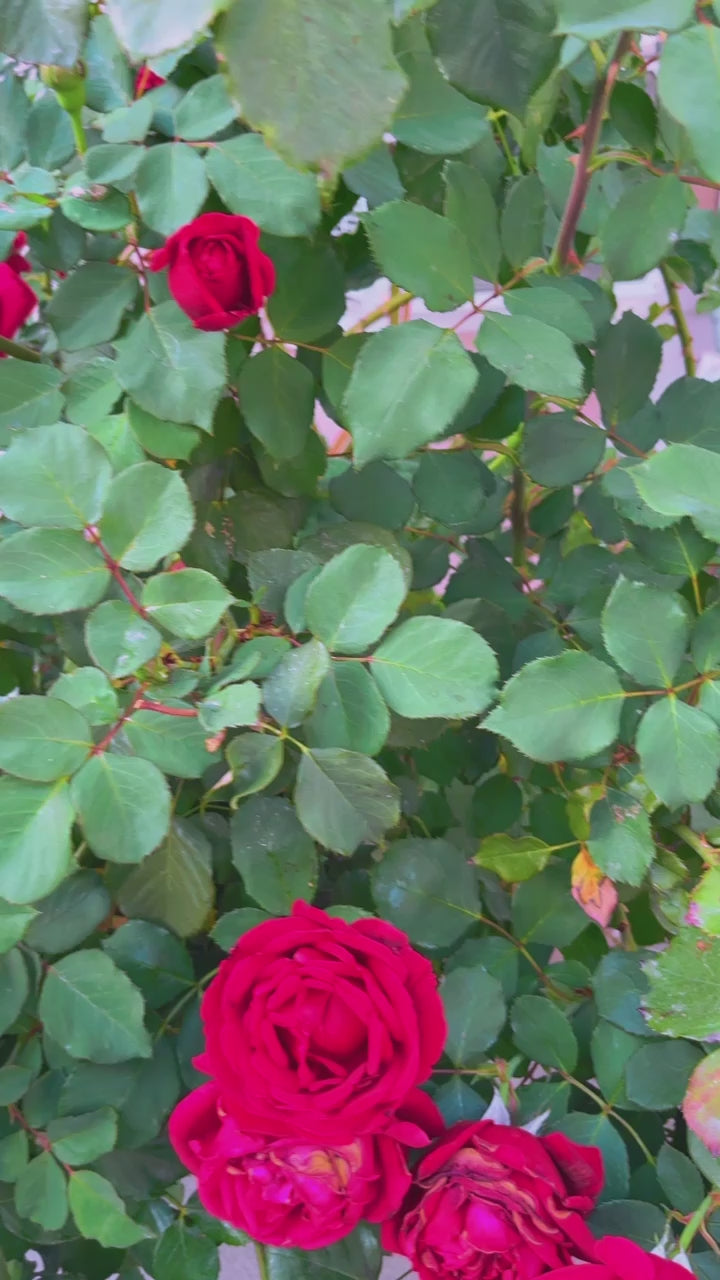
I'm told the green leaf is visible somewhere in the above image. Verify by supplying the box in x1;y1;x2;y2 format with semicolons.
364;201;474;311
231;796;318;914
593;950;653;1038
128;401;201;462
659;25;720;184
500;174;546;270
0;0;87;64
218;0;406;177
238;348;314;460
175;74;236;140
0;949;28;1035
25;870;110;955
305;546;406;655
485;652;625;763
476;314;584;400
71;755;171;865
329;461;414;531
372;616;498;718
85;599;162;678
0;1062;33;1104
587;790;654;887
306;662;390;756
343;320;478;467
68;1168;146;1247
99;462;194;571
0;778;73;904
556;0;693;38
206;134;320;236
595;313;661;426
14;1151;68;1232
602;577;691;687
0;360;64;431
511;994;578;1072
0;423;112;531
199;682;261;733
636;699;720;808
442;966;506;1063
124;706;217;777
263;639;330;727
226;732;284;798
657;1144;705;1215
39;950;151;1063
413;451;504;533
85;143;143;184
0;901;37;955
444;162;501;282
512;863;587;946
211;907;270;951
507;287;595;345
101;919;194;1007
101;95;153;144
589;1201;665;1250
632;444;720;541
372;837;479;947
647;932;720;1039
428;0;558;117
295;748;400;856
0;695;90;783
50;668;118;727
625;1039;702;1111
118;818;214;938
47;264;138;351
135;143;209;237
392;24;487;154
116;301;226;431
266;239;345;342
344;144;405;207
60;173;132;232
523;413;604;486
47;1108;117;1166
105;0;226;58
474;834;551;882
602;176;687;280
553;1114;629;1204
154;1222;219;1280
142;569;233;641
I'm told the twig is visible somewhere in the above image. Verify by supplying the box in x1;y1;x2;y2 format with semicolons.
659;261;697;376
83;526;149;619
0;336;42;362
347;289;413;333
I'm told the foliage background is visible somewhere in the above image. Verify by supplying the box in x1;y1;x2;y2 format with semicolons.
1;0;720;1277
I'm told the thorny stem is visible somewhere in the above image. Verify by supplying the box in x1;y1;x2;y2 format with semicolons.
136;699;198;718
83;525;150;619
659;261;697;377
347;289;413;333
8;1105;73;1177
551;31;632;270
91;687;147;755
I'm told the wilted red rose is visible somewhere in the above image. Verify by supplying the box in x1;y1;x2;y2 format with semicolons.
0;234;36;347
170;1081;413;1247
149;212;275;331
544;1236;690;1280
134;66;166;97
383;1119;603;1280
197;901;447;1142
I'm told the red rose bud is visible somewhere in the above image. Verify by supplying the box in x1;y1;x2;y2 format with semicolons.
544;1237;691;1280
149;212;275;332
383;1120;603;1280
196;901;447;1142
0;235;36;349
134;66;166;97
170;1082;414;1248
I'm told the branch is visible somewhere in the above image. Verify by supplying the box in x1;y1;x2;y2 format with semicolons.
83;526;149;619
660;261;697;376
0;336;42;362
551;31;632;271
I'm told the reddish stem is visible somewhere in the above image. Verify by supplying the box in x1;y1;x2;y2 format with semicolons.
83;526;150;619
92;687;147;755
136;699;198;717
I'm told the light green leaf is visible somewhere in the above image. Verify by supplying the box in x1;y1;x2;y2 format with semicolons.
602;577;691;687
142;568;233;640
218;0;406;176
60;174;132;231
372;837;479;947
306;662;390;756
0;695;90;783
523;413;604;486
507;287;595;344
198;682;261;733
295;748;400;855
393;23;487;154
442;966;506;1063
631;443;720;541
636;698;720;808
0;779;73;904
371;616;498;718
0;901;37;955
556;0;692;38
0;423;112;531
47;264;138;351
0;528;109;616
305;546;406;655
206;134;321;236
476;314;584;400
512;994;577;1071
226;732;284;798
231;796;318;914
485;651;625;763
48;1108;117;1167
71;755;171;865
124;707;217;779
0;950;28;1036
602;176;687;280
0;0;87;64
128;401;200;462
175;74;236;140
263;639;330;727
39;950;151;1063
135;143;209;237
238;348;314;460
444;162;501;282
474;834;552;882
99;462;194;571
364;201;474;311
85;143;143;184
659;25;720;183
0;359;64;431
646;931;720;1040
68;1168;146;1247
14;1151;67;1232
49;668;118;728
344;321;478;467
587;789;655;887
85;599;162;678
105;0;227;58
118;819;214;937
101;96;153;144
116;301;227;431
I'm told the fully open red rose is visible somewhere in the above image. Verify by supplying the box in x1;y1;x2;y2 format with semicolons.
170;1081;413;1248
149;212;275;331
197;901;446;1142
0;234;36;347
544;1237;690;1280
383;1120;603;1280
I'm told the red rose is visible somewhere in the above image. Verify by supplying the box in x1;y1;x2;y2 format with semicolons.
383;1120;603;1280
170;1081;413;1248
545;1237;690;1280
0;234;36;346
134;66;166;97
197;901;446;1142
149;212;275;332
